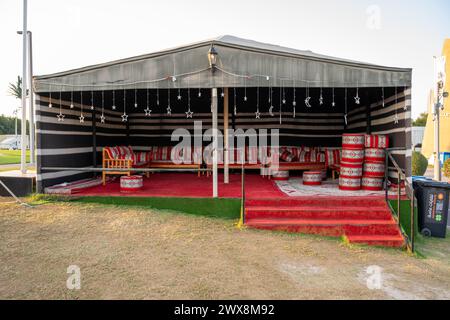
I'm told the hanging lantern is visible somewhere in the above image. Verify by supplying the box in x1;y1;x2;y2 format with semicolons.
207;45;218;73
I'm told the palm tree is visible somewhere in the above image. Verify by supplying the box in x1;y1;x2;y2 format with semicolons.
8;76;23;99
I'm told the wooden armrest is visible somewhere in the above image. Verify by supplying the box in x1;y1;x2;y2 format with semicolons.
104;159;132;169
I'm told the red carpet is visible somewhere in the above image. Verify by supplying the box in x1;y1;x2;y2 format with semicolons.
76;173;286;199
245;197;404;248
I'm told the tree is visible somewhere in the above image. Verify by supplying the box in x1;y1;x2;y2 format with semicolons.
8;76;23;99
413;112;428;127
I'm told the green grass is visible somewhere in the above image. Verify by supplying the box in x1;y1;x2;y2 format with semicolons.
388;199;419;240
30;194;241;220
0;150;30;165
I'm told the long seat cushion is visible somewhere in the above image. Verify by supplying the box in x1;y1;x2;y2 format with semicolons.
149;146;202;165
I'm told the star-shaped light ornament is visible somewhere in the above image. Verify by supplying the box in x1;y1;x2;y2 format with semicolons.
186;109;193;119
354;94;360;105
198;90;202;98
282;98;286;104
79;114;85;123
48;103;53;108
394;113;399;124
144;108;152;116
332;101;336;107
112;105;116;110
57;113;65;122
100;114;106;123
319;96;324;105
305;97;312;108
255;110;261;119
244;96;248;102
90;105;94;110
121;113;128;122
177;94;182;100
134;103;138;108
269;105;274;117
167;106;172;115
70;103;74;109
221;91;225;98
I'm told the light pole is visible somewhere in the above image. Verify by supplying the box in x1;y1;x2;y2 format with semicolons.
433;55;447;181
17;30;34;166
19;0;28;174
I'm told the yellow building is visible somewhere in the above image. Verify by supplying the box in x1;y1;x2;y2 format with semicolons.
422;39;450;159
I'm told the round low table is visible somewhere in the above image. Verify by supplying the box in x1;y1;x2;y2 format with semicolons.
303;171;322;186
120;175;143;193
271;170;289;181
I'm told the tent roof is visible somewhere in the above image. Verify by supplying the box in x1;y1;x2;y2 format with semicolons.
34;35;412;92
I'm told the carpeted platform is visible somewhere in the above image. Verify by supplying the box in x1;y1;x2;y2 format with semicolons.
75;173;287;199
275;178;385;197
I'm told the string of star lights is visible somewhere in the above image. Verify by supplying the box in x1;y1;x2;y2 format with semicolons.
40;64;407;124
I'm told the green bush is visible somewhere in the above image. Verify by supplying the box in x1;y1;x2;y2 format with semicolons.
412;151;428;176
443;158;450;178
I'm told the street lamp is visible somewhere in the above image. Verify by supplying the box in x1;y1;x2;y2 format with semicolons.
17;28;35;166
207;45;218;73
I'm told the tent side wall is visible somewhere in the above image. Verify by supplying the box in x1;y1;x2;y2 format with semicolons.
346;87;412;180
36;93;128;192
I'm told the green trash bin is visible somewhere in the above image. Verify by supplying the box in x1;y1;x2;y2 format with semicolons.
413;180;450;238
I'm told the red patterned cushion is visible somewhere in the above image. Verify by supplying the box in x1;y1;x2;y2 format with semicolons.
280;149;295;162
298;151;312;163
325;149;341;167
133;151;148;165
316;152;326;163
104;147;118;159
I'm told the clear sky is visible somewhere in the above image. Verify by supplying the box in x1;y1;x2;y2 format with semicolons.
0;0;449;118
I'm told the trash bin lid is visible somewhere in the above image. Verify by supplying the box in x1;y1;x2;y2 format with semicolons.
413;180;450;189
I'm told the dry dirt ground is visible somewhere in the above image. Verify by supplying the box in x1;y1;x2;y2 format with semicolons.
1;197;449;300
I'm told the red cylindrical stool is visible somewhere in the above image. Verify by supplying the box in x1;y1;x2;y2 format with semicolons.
361;176;384;191
340;162;363;177
342;134;365;149
341;149;365;164
120;175;143;193
339;176;361;190
365;134;389;149
303;171;322;186
364;148;385;162
363;161;385;178
271;170;289;181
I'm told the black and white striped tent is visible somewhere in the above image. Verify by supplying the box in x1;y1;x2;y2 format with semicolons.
33;35;412;193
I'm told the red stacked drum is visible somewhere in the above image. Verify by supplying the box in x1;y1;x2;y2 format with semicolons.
361;176;384;191
363;161;385;178
361;134;389;191
341;149;365;164
120;175;143;192
339;134;365;191
364;148;385;162
365;134;389;149
342;134;365;149
271;170;289;181
303;171;322;186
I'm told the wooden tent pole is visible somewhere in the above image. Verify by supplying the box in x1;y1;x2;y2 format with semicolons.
212;88;218;197
224;88;229;184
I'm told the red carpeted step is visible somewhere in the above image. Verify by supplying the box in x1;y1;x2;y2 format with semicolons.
246;218;399;236
245;206;392;220
346;235;405;248
245;196;386;208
